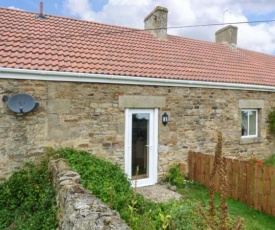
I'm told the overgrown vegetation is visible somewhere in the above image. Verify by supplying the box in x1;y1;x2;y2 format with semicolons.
268;109;275;134
163;163;185;188
49;147;275;230
264;154;275;166
181;182;275;230
50;148;133;212
0;159;57;229
1;147;274;229
50;148;167;229
198;131;244;229
49;148;208;229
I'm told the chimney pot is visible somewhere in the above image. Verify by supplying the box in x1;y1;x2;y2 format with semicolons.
144;6;168;39
215;25;238;47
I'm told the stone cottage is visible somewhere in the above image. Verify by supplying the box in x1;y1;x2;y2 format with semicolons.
1;6;275;186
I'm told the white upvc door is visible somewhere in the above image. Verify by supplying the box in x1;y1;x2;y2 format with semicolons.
125;108;158;187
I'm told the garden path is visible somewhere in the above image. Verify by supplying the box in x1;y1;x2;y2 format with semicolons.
136;184;182;203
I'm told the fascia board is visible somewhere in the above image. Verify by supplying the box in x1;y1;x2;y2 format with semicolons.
1;67;275;92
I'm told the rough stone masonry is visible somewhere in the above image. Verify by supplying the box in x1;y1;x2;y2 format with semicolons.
48;158;130;230
1;79;275;181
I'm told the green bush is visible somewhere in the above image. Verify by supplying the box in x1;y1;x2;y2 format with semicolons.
165;164;185;188
268;109;275;134
168;200;206;229
54;148;171;229
0;160;57;229
55;148;133;211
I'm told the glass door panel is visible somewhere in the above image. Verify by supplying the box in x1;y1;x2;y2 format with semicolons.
125;109;158;187
131;113;149;179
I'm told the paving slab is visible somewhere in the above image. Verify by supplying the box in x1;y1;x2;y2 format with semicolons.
136;184;182;203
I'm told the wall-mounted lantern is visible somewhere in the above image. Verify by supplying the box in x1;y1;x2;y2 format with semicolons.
2;93;39;116
162;112;168;126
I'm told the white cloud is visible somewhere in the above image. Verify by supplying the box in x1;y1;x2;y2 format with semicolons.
8;6;24;11
238;23;275;53
64;0;96;20
94;0;153;28
221;6;275;53
63;0;275;54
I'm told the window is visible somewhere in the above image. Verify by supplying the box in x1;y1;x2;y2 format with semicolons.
241;109;258;138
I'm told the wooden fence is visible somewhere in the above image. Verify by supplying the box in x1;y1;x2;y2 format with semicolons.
188;151;275;216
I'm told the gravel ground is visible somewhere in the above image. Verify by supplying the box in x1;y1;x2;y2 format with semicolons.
136;184;182;203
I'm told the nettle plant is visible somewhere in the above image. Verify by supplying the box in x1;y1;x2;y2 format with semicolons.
268;109;275;134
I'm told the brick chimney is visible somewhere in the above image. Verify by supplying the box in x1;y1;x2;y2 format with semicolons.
35;2;47;19
215;25;238;47
144;6;168;39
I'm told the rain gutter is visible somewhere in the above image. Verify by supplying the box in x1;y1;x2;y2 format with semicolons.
1;67;275;92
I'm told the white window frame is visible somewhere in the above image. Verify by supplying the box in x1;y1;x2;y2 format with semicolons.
241;109;258;138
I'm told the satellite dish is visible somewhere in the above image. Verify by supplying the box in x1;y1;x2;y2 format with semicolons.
5;93;38;114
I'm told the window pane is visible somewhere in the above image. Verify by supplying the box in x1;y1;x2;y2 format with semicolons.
241;111;248;136
248;111;257;135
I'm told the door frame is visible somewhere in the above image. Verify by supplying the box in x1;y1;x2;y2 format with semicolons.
124;108;158;187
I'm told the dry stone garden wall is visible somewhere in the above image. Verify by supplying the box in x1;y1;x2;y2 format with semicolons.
48;158;130;230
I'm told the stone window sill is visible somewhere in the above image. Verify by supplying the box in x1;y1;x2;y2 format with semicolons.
240;137;262;144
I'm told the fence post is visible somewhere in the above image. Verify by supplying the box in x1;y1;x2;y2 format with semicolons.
226;158;232;198
254;164;264;212
246;161;255;207
263;166;272;215
239;161;247;203
231;159;239;200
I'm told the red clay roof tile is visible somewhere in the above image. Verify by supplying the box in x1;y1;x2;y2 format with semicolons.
1;7;275;86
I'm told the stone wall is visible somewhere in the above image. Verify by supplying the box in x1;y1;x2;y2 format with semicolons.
1;78;275;181
0;79;48;181
48;158;130;230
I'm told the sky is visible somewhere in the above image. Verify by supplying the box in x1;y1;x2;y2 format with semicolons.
1;0;275;55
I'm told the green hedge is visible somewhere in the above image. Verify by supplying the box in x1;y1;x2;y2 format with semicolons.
0;160;57;229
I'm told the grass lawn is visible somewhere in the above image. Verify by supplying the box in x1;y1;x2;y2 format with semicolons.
180;181;275;230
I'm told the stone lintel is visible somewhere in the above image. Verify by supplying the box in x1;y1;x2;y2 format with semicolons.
239;99;264;109
119;96;166;108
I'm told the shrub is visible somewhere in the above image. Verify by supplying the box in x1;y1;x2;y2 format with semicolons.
53;148;133;211
165;164;185;188
268;109;275;134
0;160;57;229
53;148;171;229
